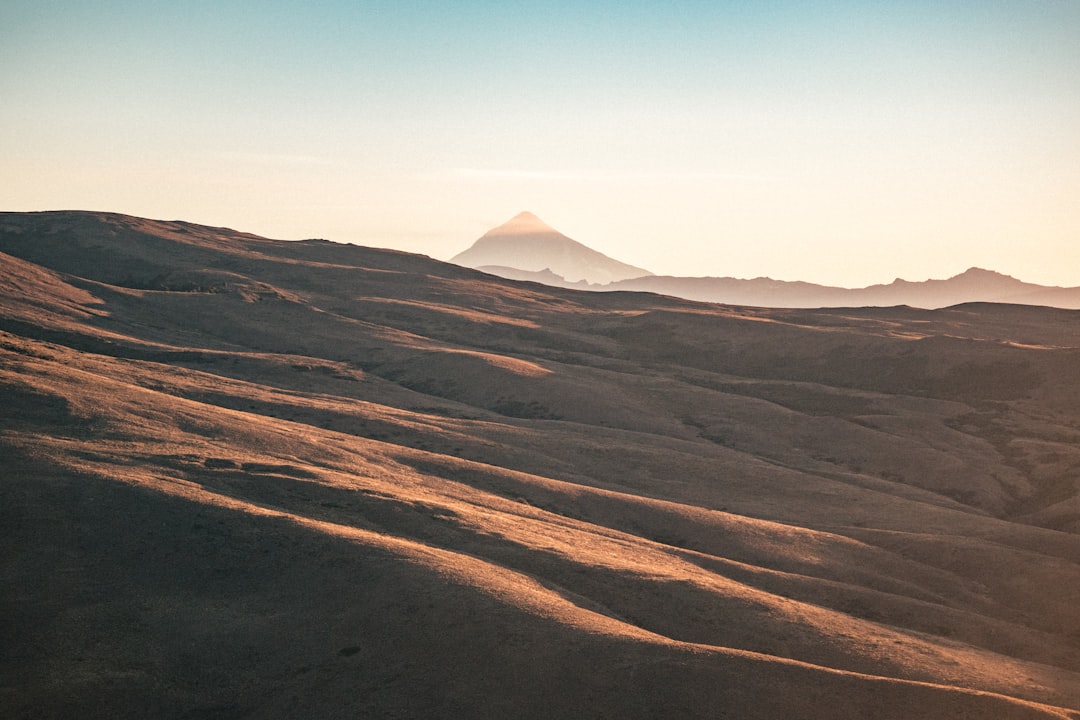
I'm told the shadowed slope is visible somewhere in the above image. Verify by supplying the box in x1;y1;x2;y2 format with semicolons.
3;211;1080;719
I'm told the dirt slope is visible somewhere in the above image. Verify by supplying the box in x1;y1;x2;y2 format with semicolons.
3;211;1080;719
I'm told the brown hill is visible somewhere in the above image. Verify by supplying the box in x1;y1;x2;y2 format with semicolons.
3;210;1080;719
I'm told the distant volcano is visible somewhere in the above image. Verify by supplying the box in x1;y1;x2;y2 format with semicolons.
451;212;652;285
452;213;1080;309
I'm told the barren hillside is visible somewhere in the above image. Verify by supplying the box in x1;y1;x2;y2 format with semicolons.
3;211;1080;719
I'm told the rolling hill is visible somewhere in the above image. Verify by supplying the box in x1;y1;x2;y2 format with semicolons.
3;210;1080;719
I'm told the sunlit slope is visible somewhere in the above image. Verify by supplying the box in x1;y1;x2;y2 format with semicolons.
3;211;1080;719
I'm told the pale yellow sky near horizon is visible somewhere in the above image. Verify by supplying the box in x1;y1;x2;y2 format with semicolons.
3;2;1078;287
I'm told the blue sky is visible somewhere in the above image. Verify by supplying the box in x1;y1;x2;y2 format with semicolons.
3;1;1079;286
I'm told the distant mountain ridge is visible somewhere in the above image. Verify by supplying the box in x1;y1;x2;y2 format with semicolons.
607;267;1080;310
454;215;1080;309
450;212;652;285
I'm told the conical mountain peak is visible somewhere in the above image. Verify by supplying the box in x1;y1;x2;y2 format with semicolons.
510;210;543;223
451;212;652;285
485;211;561;237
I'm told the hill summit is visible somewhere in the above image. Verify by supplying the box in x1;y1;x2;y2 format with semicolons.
451;211;652;285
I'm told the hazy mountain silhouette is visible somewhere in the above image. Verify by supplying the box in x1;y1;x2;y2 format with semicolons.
455;218;1080;309
451;211;653;285
4;211;1080;719
608;267;1080;309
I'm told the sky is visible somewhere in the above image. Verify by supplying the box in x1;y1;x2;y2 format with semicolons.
3;1;1079;288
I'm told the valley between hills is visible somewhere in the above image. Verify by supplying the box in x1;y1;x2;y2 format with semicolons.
3;211;1080;719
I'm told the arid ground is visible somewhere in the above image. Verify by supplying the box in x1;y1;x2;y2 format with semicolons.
3;211;1080;719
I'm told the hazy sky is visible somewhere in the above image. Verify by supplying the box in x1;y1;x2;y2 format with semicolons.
4;1;1079;287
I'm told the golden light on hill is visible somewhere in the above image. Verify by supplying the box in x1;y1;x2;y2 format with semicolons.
3;212;1080;719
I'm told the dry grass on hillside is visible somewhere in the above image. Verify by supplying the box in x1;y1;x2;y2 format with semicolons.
3;211;1080;719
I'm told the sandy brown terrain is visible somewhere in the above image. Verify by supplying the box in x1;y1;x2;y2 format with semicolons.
2;210;1080;719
